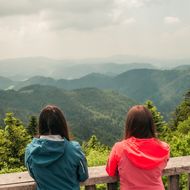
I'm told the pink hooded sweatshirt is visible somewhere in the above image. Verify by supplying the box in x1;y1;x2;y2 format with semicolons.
106;137;170;190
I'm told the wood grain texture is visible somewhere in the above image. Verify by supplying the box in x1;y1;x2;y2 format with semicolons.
1;156;190;189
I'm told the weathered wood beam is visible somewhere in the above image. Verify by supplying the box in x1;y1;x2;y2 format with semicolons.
1;156;190;190
168;175;179;190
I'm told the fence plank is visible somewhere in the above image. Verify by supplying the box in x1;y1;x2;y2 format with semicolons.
1;156;190;190
0;182;36;190
85;185;96;190
168;175;179;190
107;182;118;190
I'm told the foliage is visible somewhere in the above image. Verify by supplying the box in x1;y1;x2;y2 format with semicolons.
0;166;26;174
177;116;190;135
171;91;190;130
1;88;190;189
144;100;168;138
82;135;110;167
81;135;115;190
26;115;38;137
163;91;190;190
0;86;136;146
0;113;31;172
166;90;190;157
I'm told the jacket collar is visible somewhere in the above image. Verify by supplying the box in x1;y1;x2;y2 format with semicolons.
40;135;64;141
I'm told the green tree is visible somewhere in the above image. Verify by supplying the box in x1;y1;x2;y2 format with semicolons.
27;115;38;137
172;90;190;130
166;118;190;190
177;116;190;135
0;112;31;171
82;135;110;167
0;128;6;170
83;135;100;151
144;100;168;137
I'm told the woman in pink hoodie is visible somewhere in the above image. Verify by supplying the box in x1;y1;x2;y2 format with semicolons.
106;105;170;190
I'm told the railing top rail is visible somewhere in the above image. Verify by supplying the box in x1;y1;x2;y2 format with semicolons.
0;156;190;189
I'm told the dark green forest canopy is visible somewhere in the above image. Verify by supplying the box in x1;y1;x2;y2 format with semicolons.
1;68;190;119
0;85;136;145
0;89;190;190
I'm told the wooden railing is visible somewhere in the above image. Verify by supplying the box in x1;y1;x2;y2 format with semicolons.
1;156;190;190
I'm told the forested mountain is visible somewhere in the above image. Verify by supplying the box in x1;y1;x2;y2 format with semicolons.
52;62;155;79
111;69;190;115
0;76;14;90
0;85;136;145
12;73;111;90
174;65;190;71
2;68;189;117
14;76;58;90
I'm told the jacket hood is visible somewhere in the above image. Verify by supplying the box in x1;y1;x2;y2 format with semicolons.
123;137;169;169
27;138;66;166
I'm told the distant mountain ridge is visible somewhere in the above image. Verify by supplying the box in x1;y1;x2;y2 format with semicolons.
1;68;190;117
0;56;190;80
0;76;14;90
173;65;190;70
111;69;190;115
0;56;157;79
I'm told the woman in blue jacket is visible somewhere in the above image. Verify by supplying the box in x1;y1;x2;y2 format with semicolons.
25;105;89;190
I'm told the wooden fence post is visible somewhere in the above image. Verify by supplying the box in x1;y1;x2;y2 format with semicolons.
85;185;96;190
107;182;118;190
188;174;190;190
168;175;179;190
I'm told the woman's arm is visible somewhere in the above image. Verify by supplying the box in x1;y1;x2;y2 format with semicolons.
106;144;118;177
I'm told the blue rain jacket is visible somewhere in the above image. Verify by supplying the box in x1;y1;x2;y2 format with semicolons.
25;138;88;190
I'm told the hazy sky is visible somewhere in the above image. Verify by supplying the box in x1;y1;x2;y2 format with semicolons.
0;0;189;60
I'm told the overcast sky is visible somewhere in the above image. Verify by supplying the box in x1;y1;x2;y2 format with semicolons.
0;0;189;60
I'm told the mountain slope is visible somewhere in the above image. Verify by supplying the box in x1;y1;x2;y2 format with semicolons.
0;76;14;90
0;85;136;145
1;68;190;117
112;69;190;115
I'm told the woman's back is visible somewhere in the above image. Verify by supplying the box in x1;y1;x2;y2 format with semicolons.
106;105;170;190
25;137;88;190
119;155;166;190
25;105;88;190
107;137;169;190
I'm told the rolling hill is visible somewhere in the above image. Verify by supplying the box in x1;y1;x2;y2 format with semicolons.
112;69;190;115
1;67;190;118
0;85;136;145
0;76;14;90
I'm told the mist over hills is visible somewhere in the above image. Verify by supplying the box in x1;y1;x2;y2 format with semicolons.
0;76;13;90
0;56;190;129
0;57;190;144
0;85;136;145
0;56;155;80
173;65;190;71
1;56;190;80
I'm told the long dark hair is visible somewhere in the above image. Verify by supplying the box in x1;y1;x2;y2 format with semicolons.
38;105;70;140
125;105;156;139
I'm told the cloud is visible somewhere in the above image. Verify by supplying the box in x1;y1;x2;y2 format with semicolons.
0;0;115;17
164;16;181;24
115;0;161;8
121;17;136;25
0;0;140;30
0;0;119;30
0;0;165;31
0;0;41;16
